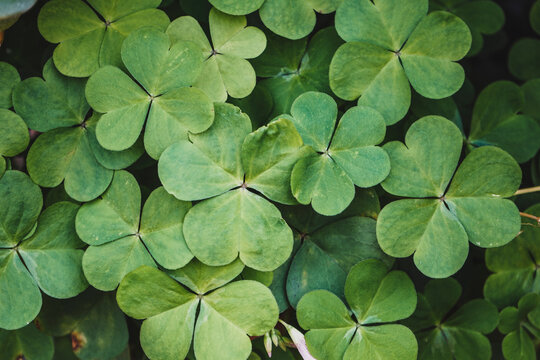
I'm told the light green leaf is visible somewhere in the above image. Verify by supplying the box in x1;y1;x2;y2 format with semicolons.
0;109;29;158
209;0;265;15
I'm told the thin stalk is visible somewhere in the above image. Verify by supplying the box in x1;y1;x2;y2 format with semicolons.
520;212;540;223
515;186;540;196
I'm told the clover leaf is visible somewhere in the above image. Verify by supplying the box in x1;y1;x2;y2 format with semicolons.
405;278;499;359
523;79;540;122
0;61;20;108
12;60;142;202
159;103;304;271
116;260;279;360
252;27;343;118
331;0;471;125
75;170;193;291
166;8;266;102
85;27;214;157
0;0;37;31
484;203;540;309
508;2;540;81
297;259;418;360
37;290;129;360
288;92;390;216
0;109;29;178
430;0;505;56
376;116;522;278
0;171;88;330
37;0;170;77
498;293;540;360
468;81;540;163
0;323;53;360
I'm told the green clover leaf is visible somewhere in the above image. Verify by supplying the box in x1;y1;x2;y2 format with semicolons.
376;116;522;278
297;259;418;360
0;171;88;330
85;27;214;157
167;8;266;102
37;290;129;360
468;81;540;163
0;0;37;31
405;278;499;360
159;103;304;271
0;323;53;360
430;0;505;56
0;61;20;108
484;203;540;309
498;293;540;360
75;170;193;291
252;27;344;118
0;109;29;179
116;261;279;360
508;2;540;81
331;0;471;125
12;60;143;202
522;79;540;123
37;0;170;77
288;92;390;216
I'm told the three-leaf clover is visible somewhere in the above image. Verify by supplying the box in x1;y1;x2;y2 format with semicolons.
37;0;170;77
252;27;344;118
86;27;214;158
13;60;143;202
498;293;540;360
297;259;418;360
405;278;499;360
0;323;53;360
208;0;342;40
288;92;390;216
376;116;522;278
484;203;540;309
116;260;279;360
75;170;193;291
0;171;88;330
159;103;306;271
331;0;471;125
166;8;266;102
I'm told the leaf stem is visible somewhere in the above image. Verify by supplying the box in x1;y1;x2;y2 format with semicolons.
520;212;540;223
514;186;540;196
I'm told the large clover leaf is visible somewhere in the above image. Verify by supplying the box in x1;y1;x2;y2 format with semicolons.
252;27;343;118
331;0;471;125
0;61;20;108
297;259;418;360
166;8;266;102
498;293;540;360
430;0;505;56
37;0;170;77
0;323;53;360
12;60;143;202
288;92;390;216
468;81;540;163
0;171;87;330
116;260;279;360
75;170;193;291
405;278;499;360
376;116;522;278
159;103;305;271
0;109;29;179
37;290;129;360
484;203;540;309
86;27;214;157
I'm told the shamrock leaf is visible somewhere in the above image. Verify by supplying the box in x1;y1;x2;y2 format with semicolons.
0;171;88;330
166;8;266;102
253;27;344;117
405;278;499;360
0;109;29;178
37;290;129;360
376;116;522;278
522;79;540;123
159;103;304;271
75;170;193;291
0;61;20;108
430;0;505;56
331;0;471;125
116;260;279;360
297;259;418;360
0;323;53;360
37;0;170;77
13;60;143;202
468;81;540;163
484;203;540;309
209;0;342;40
0;0;37;31
509;2;540;81
85;27;213;157
288;92;390;216
498;293;540;360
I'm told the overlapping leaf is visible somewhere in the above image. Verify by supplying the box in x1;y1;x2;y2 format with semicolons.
75;170;192;291
0;323;53;360
117;261;279;360
377;116;522;278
